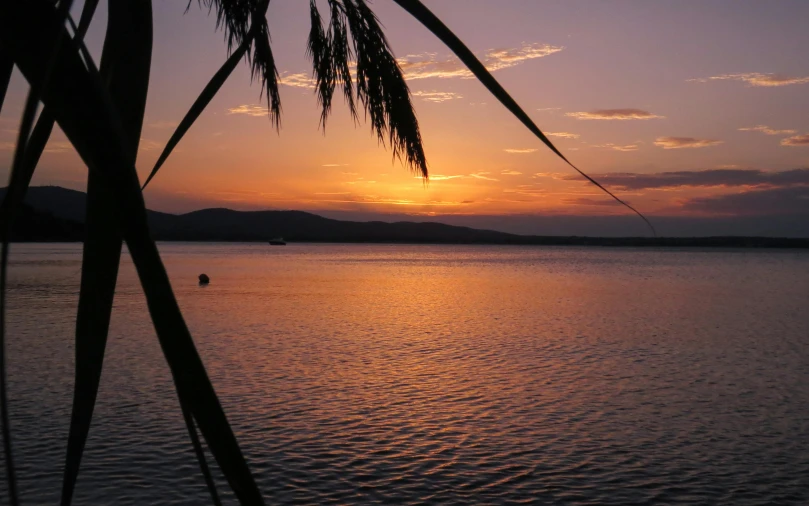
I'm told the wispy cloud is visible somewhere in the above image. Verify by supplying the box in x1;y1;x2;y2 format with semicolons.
4;141;78;154
547;131;580;139
428;174;465;181
593;143;639;152
322;163;350;167
680;186;809;215
504;148;538;154
537;107;561;112
688;73;809;87
2;140;73;153
566;108;664;120
564;197;624;207
532;172;567;179
278;43;562;90
279;72;316;89
411;90;463;103
781;134;809;146
470;172;499;181
147;120;179;130
44;141;74;153
228;104;269;117
501;170;523;176
566;168;809;190
398;43;563;80
138;138;163;151
654;137;722;149
739;125;797;136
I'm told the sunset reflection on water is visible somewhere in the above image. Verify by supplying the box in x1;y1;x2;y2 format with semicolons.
3;243;809;504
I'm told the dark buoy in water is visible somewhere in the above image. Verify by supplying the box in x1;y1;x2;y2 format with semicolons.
198;273;210;285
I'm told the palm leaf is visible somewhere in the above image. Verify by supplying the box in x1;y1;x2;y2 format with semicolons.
0;2;264;503
197;0;279;122
308;0;357;128
333;0;428;177
391;0;655;234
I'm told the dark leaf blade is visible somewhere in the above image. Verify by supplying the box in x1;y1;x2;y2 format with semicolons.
75;0;99;38
0;3;264;503
391;0;655;235
0;9;92;504
60;0;149;504
0;50;12;115
61;180;123;506
0;0;98;229
0;0;77;498
142;41;249;189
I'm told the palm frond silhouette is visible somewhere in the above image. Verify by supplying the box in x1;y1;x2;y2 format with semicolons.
0;1;653;504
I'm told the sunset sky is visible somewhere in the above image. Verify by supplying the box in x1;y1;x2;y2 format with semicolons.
2;0;809;236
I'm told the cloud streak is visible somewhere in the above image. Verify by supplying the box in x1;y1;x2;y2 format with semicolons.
566;109;663;120
411;90;463;103
279;72;316;89
680;186;809;215
739;125;797;136
504;148;537;154
654;137;722;149
547;132;580;139
781;134;809;146
688;73;809;87
398;43;563;80
470;172;499;181
593;143;639;152
228;104;269;117
565;168;809;190
147;120;180;130
434;175;466;181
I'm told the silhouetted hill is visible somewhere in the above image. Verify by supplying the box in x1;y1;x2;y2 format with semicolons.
151;207;515;242
7;203;84;241
2;186;808;248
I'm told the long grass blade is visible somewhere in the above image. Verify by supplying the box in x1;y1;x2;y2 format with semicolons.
1;2;76;502
67;10;221;501
75;0;99;39
0;51;12;115
60;0;148;504
61;178;123;506
391;0;655;235
0;2;264;503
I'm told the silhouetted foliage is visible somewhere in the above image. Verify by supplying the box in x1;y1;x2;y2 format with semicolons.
0;1;652;505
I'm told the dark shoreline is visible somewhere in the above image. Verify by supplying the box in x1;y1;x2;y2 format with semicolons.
12;237;809;248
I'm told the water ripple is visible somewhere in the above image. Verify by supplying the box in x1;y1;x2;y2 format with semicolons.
2;244;809;504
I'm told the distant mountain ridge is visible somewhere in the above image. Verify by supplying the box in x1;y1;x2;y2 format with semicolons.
3;186;518;243
3;186;808;248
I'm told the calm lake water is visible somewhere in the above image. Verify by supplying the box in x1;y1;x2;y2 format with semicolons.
2;243;809;505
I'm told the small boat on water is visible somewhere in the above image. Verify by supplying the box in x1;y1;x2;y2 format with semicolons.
268;237;286;245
